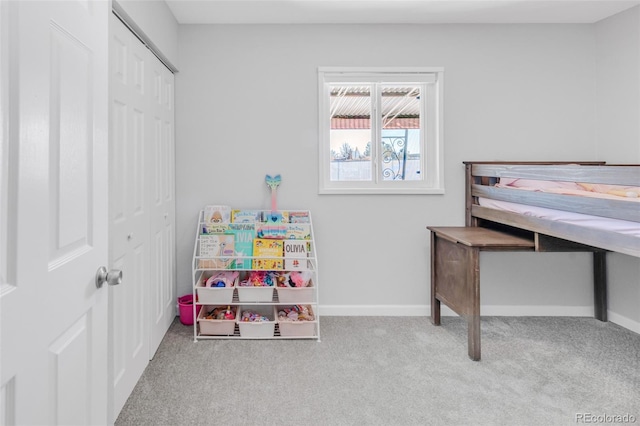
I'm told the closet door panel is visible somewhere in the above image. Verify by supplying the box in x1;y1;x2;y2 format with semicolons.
148;60;176;357
109;14;150;420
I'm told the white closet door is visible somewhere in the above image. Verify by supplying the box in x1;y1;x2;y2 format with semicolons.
109;13;176;421
1;1;109;424
147;48;176;357
109;14;151;420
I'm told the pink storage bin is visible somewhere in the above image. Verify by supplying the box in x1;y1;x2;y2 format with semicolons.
177;294;201;326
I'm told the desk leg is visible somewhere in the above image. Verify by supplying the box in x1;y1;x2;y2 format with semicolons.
430;231;441;326
468;313;481;361
430;232;481;360
468;247;481;361
593;251;608;322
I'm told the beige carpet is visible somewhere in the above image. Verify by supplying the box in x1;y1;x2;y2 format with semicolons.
116;316;640;426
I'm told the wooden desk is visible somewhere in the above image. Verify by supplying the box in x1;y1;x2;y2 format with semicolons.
427;226;535;360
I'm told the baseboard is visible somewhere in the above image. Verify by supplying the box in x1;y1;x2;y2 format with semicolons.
318;305;640;334
479;305;594;317
608;311;640;334
318;305;430;316
318;304;594;317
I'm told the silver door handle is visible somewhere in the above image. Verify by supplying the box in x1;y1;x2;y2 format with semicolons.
95;266;123;288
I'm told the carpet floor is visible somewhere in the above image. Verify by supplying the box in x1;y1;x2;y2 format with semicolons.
116;316;640;426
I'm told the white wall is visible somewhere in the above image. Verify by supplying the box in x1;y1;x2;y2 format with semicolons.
175;23;626;321
113;0;179;69
596;6;640;163
595;6;640;331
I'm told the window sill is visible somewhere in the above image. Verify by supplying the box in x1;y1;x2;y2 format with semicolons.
318;187;445;195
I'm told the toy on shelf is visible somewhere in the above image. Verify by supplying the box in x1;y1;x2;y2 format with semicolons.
240;310;270;322
277;305;315;322
290;271;313;287
224;306;235;320
241;271;277;287
266;174;281;219
258;174;286;239
204;305;236;320
205;271;239;288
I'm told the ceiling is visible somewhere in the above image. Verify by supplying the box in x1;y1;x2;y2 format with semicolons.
165;0;640;24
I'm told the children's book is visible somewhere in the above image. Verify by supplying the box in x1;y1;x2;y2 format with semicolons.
257;223;287;239
203;205;231;233
257;210;287;239
261;210;289;223
284;240;311;270
228;223;256;269
198;233;235;269
231;209;262;223
288;211;310;223
252;238;284;270
204;223;229;234
284;224;311;240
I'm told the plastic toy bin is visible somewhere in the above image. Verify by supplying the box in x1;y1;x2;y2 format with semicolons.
275;280;314;303
275;305;317;337
236;305;275;338
177;294;202;326
196;272;238;304
197;305;237;336
236;284;274;302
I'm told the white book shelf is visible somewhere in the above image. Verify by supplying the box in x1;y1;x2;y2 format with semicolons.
190;209;320;341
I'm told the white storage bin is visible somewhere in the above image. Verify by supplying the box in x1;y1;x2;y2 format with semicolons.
195;272;238;304
197;305;237;336
275;305;317;337
237;305;275;338
237;284;274;302
275;280;314;303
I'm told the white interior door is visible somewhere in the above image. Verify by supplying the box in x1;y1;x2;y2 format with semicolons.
109;13;176;421
109;15;151;420
147;39;176;358
0;1;109;425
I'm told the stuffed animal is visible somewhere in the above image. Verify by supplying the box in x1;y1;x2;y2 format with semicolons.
289;271;312;287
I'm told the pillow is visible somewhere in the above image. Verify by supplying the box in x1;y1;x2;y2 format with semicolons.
578;183;640;198
499;178;582;191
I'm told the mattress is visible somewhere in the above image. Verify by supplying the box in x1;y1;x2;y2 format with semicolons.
478;197;640;238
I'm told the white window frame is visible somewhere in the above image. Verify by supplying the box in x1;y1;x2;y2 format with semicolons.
318;67;444;195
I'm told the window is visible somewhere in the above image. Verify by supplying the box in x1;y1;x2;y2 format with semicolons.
318;67;444;194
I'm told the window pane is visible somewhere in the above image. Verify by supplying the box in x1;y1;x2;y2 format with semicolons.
329;85;372;181
380;85;421;181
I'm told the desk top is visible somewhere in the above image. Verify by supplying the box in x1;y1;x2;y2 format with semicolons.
427;226;535;249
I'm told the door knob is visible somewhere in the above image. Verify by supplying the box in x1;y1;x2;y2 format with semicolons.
95;266;123;288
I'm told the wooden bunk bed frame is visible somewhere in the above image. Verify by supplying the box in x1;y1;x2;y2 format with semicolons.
428;161;640;360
